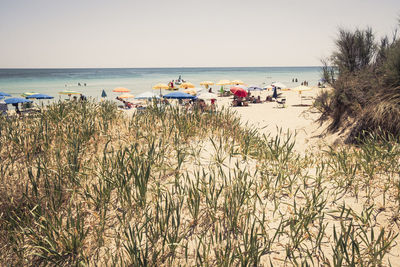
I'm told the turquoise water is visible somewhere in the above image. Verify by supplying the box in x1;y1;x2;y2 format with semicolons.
0;67;321;99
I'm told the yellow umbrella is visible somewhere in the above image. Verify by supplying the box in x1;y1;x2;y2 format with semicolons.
184;89;197;96
152;83;169;90
216;80;231;85
200;81;214;86
113;87;131;93
179;82;195;89
118;93;135;99
153;83;169;96
200;81;214;89
59;90;81;95
231;80;244;85
21;92;38;97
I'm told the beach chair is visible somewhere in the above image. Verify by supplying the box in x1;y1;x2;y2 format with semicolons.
276;98;286;108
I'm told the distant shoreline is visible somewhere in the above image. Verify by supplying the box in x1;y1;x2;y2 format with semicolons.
0;66;323;70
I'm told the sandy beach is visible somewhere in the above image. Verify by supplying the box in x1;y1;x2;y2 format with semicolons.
125;86;328;153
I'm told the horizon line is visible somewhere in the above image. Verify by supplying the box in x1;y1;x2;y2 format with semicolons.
0;65;323;70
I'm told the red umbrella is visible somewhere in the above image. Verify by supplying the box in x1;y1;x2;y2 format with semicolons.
230;86;248;98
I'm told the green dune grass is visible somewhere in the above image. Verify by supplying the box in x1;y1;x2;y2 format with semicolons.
0;101;399;266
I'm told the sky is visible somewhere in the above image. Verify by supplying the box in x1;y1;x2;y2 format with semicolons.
0;0;399;68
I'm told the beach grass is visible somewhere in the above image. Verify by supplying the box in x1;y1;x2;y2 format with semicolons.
0;100;399;266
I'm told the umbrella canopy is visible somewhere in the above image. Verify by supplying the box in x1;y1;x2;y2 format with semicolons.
118;93;135;99
101;90;107;98
152;83;169;90
216;80;231;85
26;94;54;99
135;91;159;99
183;89;197;96
113;87;130;93
5;98;33;104
231;80;244;85
179;82;195;89
272;82;287;89
272;87;278;99
197;92;218;100
292;85;312;93
21;92;38;97
247;85;263;91
230;87;248;98
0;92;11;97
200;81;214;86
59;90;81;95
263;85;274;90
163;92;196;99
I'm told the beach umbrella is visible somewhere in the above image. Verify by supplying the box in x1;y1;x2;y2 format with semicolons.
118;93;135;99
272;82;287;89
4;98;33;104
59;90;81;95
153;83;169;90
163;92;196;99
0;92;11;97
101;89;107;98
113;87;130;93
247;85;263;91
26;94;54;99
231;80;244;85
292;85;312;105
135;91;159;100
216;80;231;85
230;86;247;93
197;92;218;100
230;87;248;98
292;85;312;93
200;81;214;89
263;85;274;90
153;83;169;95
179;82;195;89
183;88;197;96
21;92;38;97
272;87;278;99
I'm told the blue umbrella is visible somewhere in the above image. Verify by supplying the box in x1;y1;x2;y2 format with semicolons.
163;92;196;99
272;87;278;99
0;92;11;97
0;96;4;100
4;98;33;104
101;89;107;98
26;93;54;99
247;86;263;91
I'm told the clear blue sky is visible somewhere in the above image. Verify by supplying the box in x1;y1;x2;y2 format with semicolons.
0;0;399;68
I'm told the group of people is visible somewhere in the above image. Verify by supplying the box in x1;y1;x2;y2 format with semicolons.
232;93;262;107
292;78;310;86
301;81;309;86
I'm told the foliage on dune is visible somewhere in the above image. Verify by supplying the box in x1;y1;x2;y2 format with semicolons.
315;23;400;142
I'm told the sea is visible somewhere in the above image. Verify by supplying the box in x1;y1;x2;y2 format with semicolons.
0;67;322;100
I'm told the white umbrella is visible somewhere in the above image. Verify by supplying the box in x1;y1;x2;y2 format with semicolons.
135;91;160;99
292;85;312;105
272;82;287;89
292;85;312;93
198;92;218;100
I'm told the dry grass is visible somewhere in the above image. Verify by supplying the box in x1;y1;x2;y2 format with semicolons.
0;100;399;266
